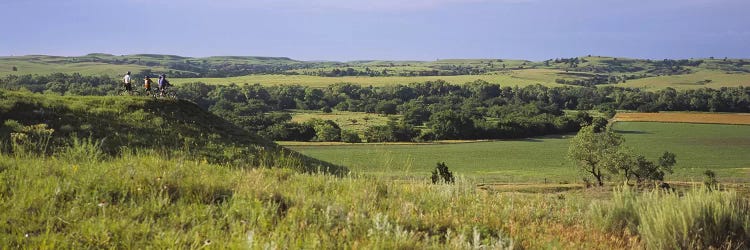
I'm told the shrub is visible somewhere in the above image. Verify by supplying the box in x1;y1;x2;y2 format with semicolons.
9;123;54;156
340;130;361;143
703;170;718;190
56;135;106;164
431;162;454;184
307;119;341;142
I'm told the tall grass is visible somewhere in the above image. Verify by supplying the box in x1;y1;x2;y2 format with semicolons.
591;186;750;249
0;146;628;249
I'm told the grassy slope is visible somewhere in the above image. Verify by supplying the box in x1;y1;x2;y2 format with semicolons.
286;122;750;183
0;90;346;175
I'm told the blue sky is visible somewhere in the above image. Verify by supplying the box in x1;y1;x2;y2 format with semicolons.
1;0;748;61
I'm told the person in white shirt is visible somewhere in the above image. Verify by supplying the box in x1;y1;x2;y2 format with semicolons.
123;71;132;92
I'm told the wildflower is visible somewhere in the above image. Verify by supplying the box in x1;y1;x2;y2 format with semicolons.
71;165;79;173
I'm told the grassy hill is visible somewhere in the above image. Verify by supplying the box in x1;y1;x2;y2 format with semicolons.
3;54;750;90
0;54;309;77
0;90;347;175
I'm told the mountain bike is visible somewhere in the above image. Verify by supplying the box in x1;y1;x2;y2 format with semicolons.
154;85;177;99
117;84;140;96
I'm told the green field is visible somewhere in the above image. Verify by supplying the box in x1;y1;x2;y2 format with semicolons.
284;122;750;183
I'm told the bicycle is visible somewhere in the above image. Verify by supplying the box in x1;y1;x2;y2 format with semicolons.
153;85;177;99
117;85;140;96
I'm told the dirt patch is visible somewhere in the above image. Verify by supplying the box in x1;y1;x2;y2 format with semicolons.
477;183;585;193
614;112;750;125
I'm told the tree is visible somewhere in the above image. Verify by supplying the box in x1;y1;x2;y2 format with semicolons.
375;100;398;115
340;130;361;143
427;110;475;139
568;125;623;186
632;151;676;184
307;119;341;142
12;66;17;71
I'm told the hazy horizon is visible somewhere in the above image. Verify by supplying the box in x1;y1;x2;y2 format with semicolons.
2;0;749;61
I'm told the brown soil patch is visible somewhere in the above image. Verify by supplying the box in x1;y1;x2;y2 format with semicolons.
614;112;750;125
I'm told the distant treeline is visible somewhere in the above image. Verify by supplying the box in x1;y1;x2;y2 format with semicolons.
1;73;749;142
301;66;490;77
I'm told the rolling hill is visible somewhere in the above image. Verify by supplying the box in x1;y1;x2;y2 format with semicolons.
1;54;750;89
0;90;347;175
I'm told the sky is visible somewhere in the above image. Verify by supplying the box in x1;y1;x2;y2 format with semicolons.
1;0;749;61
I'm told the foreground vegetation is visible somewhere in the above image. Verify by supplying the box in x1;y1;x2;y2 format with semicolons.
2;149;748;248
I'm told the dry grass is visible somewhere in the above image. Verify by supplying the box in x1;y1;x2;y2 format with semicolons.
614;112;750;125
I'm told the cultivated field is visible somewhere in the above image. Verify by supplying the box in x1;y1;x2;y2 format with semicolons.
606;69;750;90
284;122;750;183
290;110;397;134
614;112;750;125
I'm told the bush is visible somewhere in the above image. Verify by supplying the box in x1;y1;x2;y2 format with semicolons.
703;170;718;190
340;130;361;143
431;162;454;184
364;125;396;143
56;135;106;164
307;119;341;142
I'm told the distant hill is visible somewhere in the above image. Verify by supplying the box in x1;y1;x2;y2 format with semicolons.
0;90;347;175
1;54;749;89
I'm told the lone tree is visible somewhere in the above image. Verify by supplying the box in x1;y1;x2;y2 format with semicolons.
569;125;678;187
431;162;454;184
12;66;17;71
568;125;622;186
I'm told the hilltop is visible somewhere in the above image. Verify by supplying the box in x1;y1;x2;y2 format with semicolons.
0;90;347;175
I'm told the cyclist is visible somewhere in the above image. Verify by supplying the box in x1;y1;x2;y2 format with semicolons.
144;75;154;96
157;74;171;96
122;71;132;92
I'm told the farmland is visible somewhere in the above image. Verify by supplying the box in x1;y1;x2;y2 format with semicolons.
605;69;750;90
614;112;750;125
284;122;750;183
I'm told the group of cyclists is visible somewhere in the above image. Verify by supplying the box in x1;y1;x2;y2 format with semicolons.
122;71;172;97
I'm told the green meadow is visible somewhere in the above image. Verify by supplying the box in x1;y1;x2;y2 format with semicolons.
284;122;750;183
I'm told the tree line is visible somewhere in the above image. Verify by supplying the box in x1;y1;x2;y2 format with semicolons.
1;73;748;142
